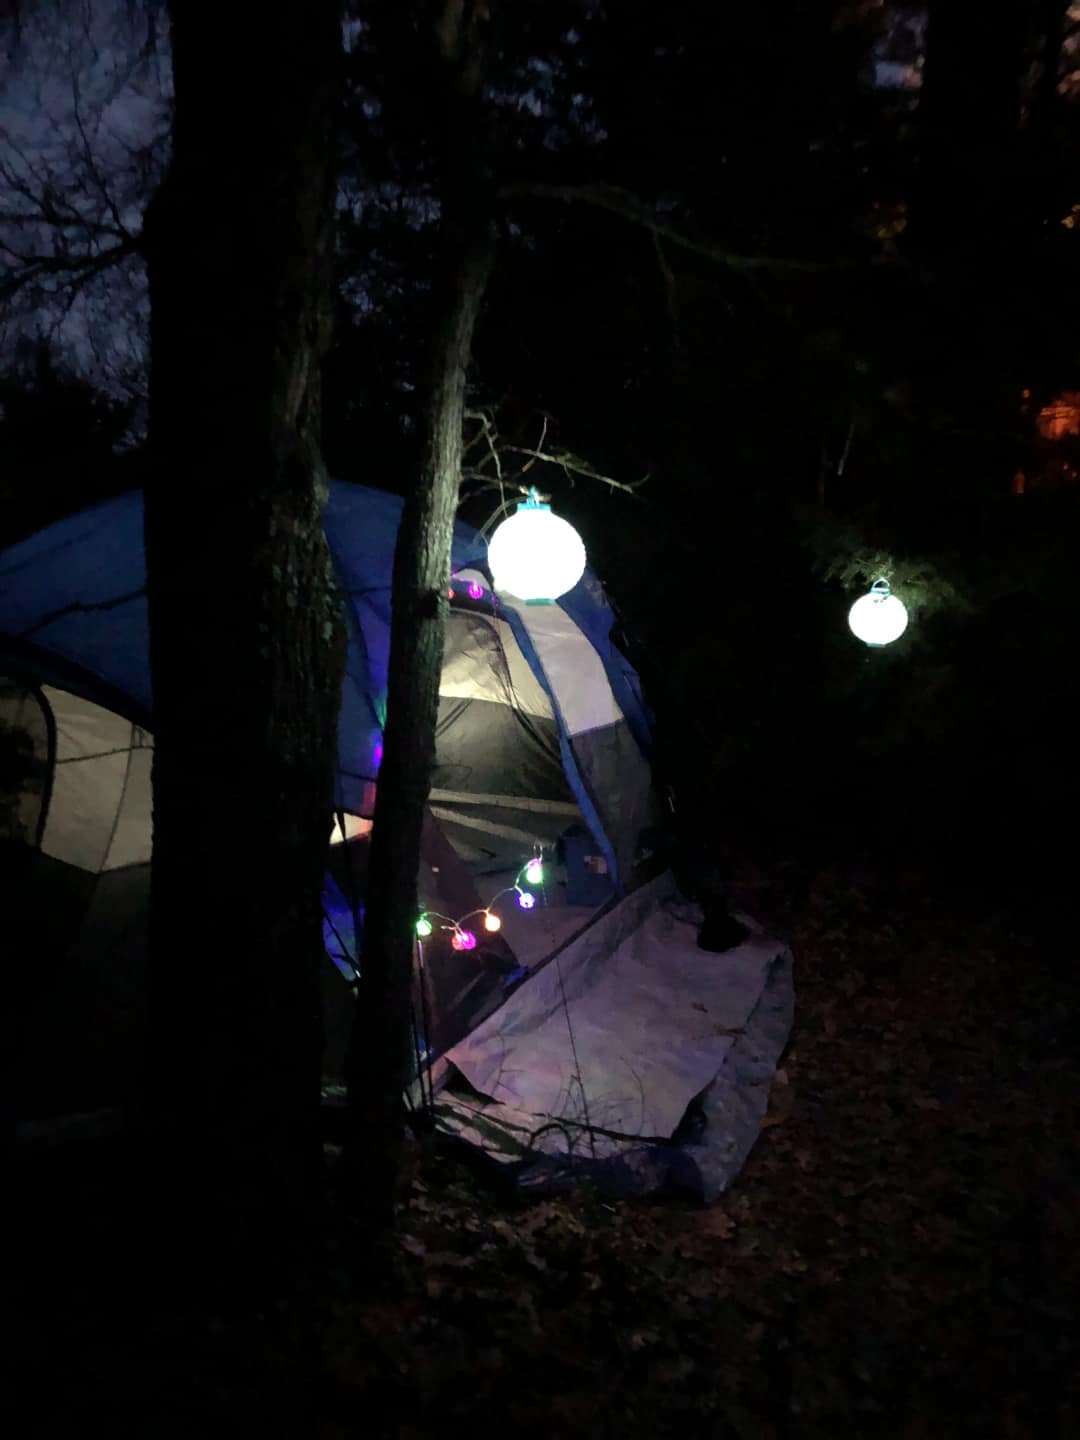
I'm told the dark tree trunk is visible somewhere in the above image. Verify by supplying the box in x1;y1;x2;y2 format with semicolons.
913;0;1035;508
346;0;495;1231
1034;0;1069;126
142;3;345;1269
916;0;1030;255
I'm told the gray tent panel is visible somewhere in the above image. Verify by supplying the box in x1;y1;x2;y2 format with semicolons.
39;686;153;874
570;718;660;888
495;588;623;738
434;695;571;807
14;853;150;1120
433;606;585;869
435;610;572;807
488;585;660;892
0;677;50;846
428;792;580;868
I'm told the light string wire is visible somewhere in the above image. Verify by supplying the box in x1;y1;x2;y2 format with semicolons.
410;847;546;1113
417;848;597;1163
416;850;546;943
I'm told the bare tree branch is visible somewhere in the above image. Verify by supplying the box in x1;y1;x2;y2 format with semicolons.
502;181;897;275
0;4;166;396
462;405;646;531
652;229;681;352
0;234;139;302
70;73;135;242
501;441;647;495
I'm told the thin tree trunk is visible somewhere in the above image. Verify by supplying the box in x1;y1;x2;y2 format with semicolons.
347;0;495;1232
142;3;345;1273
1034;0;1068;125
913;0;1033;508
916;0;1030;255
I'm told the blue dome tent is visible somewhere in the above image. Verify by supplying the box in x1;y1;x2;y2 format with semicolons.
0;482;656;884
2;482;793;1199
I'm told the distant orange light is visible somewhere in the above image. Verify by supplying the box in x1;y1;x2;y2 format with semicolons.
1036;392;1080;441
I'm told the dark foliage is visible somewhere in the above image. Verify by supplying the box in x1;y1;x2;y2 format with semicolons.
0;344;139;545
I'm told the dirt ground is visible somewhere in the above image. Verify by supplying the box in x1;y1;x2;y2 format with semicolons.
15;858;1079;1438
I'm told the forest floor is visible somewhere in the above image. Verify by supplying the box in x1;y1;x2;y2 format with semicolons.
16;854;1080;1439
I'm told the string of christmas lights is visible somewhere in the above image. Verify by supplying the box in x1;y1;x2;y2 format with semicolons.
449;575;486;602
415;851;546;949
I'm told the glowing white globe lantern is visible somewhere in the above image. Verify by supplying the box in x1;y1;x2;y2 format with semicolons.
487;490;587;603
848;578;908;647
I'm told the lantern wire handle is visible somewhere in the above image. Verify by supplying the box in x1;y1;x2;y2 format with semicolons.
478;485;551;541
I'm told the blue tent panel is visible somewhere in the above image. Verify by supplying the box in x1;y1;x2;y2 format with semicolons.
0;481;653;848
558;577;654;763
0;492;152;717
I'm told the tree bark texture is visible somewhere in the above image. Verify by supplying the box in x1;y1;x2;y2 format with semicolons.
143;3;345;1258
347;0;495;1228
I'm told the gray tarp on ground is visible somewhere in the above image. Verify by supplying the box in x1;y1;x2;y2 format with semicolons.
435;873;795;1199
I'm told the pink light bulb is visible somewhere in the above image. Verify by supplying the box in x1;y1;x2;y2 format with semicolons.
451;928;477;951
468;580;484;600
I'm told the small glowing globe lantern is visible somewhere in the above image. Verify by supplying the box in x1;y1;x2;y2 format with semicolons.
487;491;587;603
848;579;908;647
